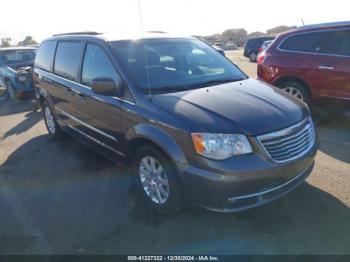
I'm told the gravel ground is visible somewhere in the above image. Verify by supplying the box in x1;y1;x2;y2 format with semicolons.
0;50;349;255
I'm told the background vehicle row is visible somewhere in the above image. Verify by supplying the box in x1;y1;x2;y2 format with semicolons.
257;21;350;107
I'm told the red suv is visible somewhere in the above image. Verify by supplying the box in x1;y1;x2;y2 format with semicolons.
257;21;350;107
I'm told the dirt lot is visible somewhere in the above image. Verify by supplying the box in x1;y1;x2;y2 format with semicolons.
0;50;349;255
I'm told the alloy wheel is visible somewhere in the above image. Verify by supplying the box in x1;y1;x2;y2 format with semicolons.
139;156;170;204
283;86;304;101
250;52;257;62
44;106;56;135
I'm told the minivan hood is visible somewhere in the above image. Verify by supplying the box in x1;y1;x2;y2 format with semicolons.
153;78;309;136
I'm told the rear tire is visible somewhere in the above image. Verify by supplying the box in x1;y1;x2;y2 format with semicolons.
42;100;63;140
249;52;257;62
279;81;312;107
133;144;184;215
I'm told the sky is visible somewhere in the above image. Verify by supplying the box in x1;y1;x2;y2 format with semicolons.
0;0;349;44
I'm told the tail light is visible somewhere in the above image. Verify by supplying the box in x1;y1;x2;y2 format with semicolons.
257;50;266;64
258;47;263;53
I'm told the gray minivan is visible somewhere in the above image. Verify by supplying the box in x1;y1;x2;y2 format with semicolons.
34;32;317;214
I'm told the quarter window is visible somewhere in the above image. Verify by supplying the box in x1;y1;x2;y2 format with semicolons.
82;44;121;87
54;42;82;81
35;41;57;71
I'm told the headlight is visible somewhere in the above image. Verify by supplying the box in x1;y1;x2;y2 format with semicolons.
18;75;27;82
191;133;253;160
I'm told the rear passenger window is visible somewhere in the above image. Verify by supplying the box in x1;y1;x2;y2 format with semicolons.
279;31;334;53
35;41;57;71
82;44;121;87
54;42;81;81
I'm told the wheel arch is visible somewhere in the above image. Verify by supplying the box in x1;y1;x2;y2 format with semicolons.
37;94;46;108
273;76;312;97
35;87;51;109
126;124;187;167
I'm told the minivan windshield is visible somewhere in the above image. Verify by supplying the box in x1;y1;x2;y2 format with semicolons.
111;38;247;92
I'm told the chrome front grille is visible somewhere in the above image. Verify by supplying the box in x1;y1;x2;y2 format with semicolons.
257;118;315;163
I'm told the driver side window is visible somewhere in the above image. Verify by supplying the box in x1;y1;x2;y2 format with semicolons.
82;44;121;87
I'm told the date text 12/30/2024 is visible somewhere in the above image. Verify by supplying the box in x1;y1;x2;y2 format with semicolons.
127;256;219;261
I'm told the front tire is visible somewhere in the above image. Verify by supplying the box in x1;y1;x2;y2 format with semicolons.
6;81;16;100
42;100;63;140
133;145;184;215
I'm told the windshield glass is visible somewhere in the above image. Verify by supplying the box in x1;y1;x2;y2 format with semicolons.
111;38;247;92
0;49;36;65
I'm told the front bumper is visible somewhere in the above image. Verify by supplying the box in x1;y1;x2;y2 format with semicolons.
180;144;316;212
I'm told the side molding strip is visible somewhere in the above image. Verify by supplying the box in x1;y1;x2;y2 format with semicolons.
68;124;125;157
55;107;118;142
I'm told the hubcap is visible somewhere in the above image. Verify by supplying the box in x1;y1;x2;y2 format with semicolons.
44;106;56;134
139;156;169;204
283;86;304;101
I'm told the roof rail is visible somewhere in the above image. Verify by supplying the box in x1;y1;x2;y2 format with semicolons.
146;30;168;34
298;21;350;30
53;31;102;36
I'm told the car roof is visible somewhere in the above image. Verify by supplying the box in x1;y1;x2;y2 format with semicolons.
0;46;37;51
298;20;350;30
280;21;350;37
44;32;195;43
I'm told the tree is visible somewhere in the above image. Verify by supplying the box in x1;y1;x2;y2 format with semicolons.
1;38;11;47
267;25;296;35
18;36;38;46
221;28;247;46
247;31;266;38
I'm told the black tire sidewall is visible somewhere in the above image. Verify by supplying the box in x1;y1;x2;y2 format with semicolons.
6;81;16;100
133;145;184;215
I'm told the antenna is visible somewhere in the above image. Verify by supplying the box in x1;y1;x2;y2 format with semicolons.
137;0;152;100
137;0;145;33
301;18;305;26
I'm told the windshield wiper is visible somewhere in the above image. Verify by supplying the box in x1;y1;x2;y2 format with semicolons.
140;78;246;93
141;85;191;92
189;78;244;88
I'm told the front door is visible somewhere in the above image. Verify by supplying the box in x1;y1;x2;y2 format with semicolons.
71;43;124;155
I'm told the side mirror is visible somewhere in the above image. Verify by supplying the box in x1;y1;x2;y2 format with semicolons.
91;77;123;97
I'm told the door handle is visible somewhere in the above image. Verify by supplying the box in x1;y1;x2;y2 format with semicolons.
76;92;86;102
64;88;75;96
318;65;334;70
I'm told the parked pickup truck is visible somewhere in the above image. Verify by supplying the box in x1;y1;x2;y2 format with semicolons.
0;47;37;99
